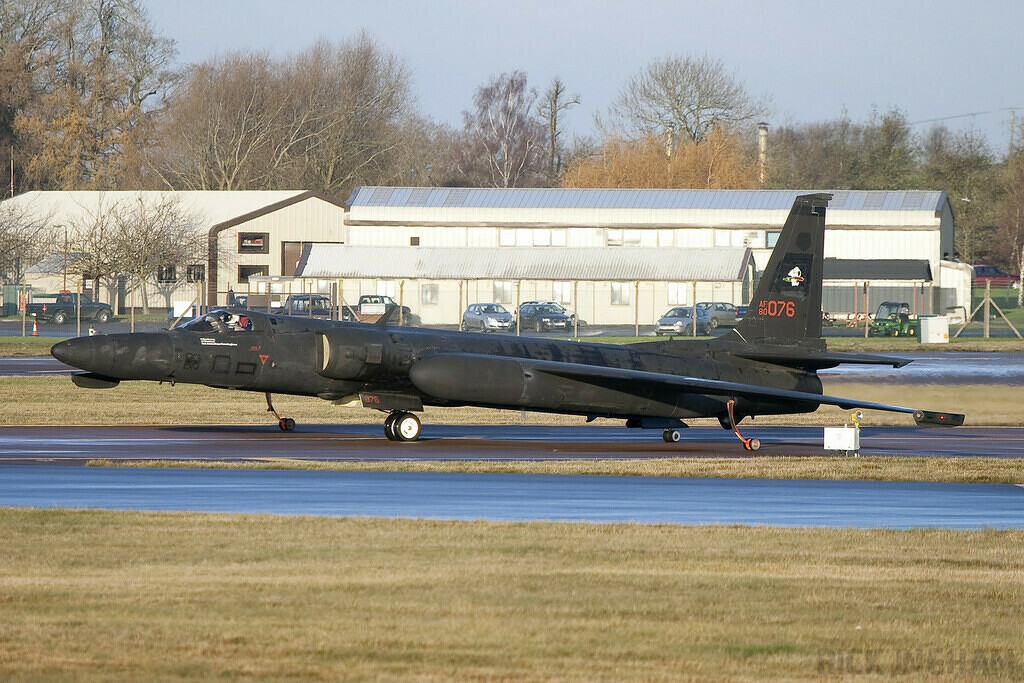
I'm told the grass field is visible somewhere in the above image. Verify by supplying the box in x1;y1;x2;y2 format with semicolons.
1;375;1018;427
95;455;1024;484
1;509;1021;680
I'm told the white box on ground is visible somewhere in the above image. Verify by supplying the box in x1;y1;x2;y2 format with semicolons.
920;315;949;344
824;426;860;452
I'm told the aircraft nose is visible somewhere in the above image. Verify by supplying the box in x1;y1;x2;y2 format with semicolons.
51;334;175;380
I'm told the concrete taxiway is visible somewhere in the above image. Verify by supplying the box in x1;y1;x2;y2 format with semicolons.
1;424;1022;463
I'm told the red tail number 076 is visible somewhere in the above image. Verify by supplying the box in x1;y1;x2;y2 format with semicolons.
758;300;796;317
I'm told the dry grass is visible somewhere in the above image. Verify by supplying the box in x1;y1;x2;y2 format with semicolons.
1;376;1020;427
0;335;65;356
91;455;1024;484
1;508;1021;680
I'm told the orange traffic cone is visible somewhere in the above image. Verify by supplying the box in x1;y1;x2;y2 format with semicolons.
31;319;38;336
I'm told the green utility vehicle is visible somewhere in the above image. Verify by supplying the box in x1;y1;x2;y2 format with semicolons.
868;301;919;337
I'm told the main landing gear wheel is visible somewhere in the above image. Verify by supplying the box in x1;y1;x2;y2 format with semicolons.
265;392;296;431
662;429;682;443
384;411;421;442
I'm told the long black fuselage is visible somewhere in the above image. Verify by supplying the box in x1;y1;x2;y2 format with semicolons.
54;315;822;422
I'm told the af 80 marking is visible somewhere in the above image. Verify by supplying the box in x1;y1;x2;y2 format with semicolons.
758;300;796;318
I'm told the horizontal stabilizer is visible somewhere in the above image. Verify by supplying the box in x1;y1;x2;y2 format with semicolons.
71;372;120;389
729;348;912;370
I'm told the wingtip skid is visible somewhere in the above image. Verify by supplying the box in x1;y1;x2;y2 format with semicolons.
913;410;965;427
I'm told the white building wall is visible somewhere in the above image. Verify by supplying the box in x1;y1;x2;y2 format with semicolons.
215;197;346;303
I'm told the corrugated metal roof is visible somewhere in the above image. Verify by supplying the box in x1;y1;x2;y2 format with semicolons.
2;190;308;228
299;245;751;282
823;259;932;281
347;187;947;213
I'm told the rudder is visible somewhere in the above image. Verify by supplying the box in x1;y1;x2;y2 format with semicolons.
725;193;831;345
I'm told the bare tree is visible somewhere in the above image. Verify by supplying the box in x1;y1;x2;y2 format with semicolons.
64;194;118;301
606;54;770;151
460;70;547;187
150;34;413;197
536;76;579;180
109;195;202;312
290;35;413;194
994;155;1024;307
0;199;52;283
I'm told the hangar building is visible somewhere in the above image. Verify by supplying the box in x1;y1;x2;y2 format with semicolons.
5;187;966;326
291;187;963;326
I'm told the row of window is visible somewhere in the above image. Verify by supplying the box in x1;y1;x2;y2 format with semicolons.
157;265;206;283
240;228;781;253
493;228;781;249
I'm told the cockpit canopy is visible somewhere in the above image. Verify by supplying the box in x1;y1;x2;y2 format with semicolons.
179;309;256;333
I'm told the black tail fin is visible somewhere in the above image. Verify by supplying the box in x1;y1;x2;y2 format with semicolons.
724;193;831;346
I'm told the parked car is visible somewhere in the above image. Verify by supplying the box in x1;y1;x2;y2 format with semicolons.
278;294;335;318
462;303;514;332
516;302;572;332
518;300;586;326
655;306;711;336
26;292;113;325
972;265;1020;289
695;301;739;329
736;305;748;320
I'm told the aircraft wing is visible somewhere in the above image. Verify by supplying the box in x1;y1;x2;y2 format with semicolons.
409;353;964;426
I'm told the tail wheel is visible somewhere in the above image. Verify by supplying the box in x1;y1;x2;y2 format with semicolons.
662;429;681;443
278;417;295;431
394;413;421;442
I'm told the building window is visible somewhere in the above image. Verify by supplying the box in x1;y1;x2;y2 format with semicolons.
658;229;675;248
552;281;573;304
186;264;206;283
493;281;513;304
410;236;420;246
238;232;270;254
238;265;269;283
157;265;177;283
607;229;622;246
623;229;641;247
421;284;439;305
611;282;631;305
766;231;781;248
499;228;515;246
552;229;567;246
668;282;688;305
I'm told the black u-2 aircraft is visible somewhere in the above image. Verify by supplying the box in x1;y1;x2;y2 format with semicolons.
52;193;963;450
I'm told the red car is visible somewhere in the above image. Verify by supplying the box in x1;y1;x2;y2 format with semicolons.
972;265;1020;289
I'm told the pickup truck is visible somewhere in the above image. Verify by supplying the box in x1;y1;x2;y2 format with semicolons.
345;295;419;325
27;292;113;325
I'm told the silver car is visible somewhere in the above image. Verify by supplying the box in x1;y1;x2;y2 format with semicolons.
655;306;711;336
462;303;515;332
696;301;739;329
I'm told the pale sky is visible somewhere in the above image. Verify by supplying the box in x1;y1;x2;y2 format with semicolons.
142;0;1024;155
